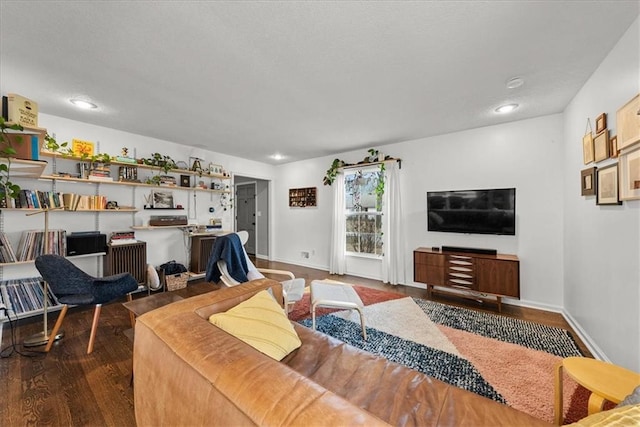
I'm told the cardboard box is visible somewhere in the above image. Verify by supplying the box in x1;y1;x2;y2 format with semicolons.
2;93;39;127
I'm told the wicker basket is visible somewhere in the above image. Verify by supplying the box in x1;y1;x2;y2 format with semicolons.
165;272;189;291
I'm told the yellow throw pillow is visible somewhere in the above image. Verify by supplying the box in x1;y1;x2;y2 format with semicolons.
209;290;301;361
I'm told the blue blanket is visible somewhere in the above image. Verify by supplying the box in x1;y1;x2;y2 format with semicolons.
205;234;249;284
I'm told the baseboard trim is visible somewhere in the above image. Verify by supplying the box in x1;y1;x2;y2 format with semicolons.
561;310;610;362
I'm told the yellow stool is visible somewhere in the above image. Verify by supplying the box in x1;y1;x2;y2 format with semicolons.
554;357;640;425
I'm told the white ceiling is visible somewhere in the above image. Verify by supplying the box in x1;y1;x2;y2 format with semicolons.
1;1;638;164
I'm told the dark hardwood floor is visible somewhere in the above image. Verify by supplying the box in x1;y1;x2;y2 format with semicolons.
0;259;590;426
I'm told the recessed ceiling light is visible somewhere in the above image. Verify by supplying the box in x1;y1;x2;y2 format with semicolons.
70;98;98;109
495;103;519;114
271;154;284;161
506;77;524;89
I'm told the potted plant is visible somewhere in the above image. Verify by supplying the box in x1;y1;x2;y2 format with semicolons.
143;153;176;174
0;118;24;205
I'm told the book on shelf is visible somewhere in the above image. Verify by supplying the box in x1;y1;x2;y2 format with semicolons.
16;229;67;261
0;277;59;317
109;230;137;245
88;175;114;182
0;232;17;263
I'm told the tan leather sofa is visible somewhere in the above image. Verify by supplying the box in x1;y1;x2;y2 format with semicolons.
134;279;549;426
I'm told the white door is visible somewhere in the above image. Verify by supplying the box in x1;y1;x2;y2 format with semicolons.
236;183;256;255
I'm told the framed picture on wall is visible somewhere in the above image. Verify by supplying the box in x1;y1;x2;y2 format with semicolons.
593;131;610;162
582;132;594;164
595;113;607;134
581;167;597;196
596;163;621;205
152;191;174;209
619;144;640;200
610;135;619;158
616;93;640;150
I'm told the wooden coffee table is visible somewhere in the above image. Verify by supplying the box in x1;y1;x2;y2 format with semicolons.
123;292;183;338
555;356;640;425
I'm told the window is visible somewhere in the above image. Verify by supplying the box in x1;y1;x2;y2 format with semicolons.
344;168;383;256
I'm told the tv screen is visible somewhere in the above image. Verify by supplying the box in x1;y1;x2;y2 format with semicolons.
427;188;516;235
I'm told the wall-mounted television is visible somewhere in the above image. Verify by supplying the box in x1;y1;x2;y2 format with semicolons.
427;188;516;235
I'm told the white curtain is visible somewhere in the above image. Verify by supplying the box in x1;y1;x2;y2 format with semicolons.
329;172;346;274
381;161;405;285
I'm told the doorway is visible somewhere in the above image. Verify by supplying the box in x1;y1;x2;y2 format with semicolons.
235;182;257;255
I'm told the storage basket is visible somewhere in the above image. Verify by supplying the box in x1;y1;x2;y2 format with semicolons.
165;272;189;291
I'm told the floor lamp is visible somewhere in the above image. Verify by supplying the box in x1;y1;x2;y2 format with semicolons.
23;206;65;348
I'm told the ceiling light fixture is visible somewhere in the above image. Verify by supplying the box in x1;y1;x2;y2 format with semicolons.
271;154;284;161
70;98;98;110
495;103;519;114
506;77;524;89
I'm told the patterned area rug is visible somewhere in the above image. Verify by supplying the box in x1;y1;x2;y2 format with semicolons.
294;286;590;424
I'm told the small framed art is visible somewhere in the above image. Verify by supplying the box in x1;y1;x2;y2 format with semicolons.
595;113;607;134
152;191;174;209
596;163;621;205
619;143;640;201
593;131;610;162
582;133;594;164
581;167;596;196
610;135;618;158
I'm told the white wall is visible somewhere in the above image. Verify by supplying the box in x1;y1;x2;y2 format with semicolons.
274;114;565;308
562;17;639;371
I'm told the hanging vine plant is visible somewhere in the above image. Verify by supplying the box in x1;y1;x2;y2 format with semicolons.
323;148;395;186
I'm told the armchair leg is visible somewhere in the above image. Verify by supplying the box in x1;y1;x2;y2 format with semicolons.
87;304;102;354
44;304;68;352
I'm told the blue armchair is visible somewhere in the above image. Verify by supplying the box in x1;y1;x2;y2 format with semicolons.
35;254;139;354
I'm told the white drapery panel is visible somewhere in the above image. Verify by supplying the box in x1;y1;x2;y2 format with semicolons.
329;172;346;275
381;161;405;285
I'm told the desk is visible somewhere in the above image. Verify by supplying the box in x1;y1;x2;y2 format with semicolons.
555;356;640;425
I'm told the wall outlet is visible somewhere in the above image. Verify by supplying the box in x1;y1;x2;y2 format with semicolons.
301;251;310;259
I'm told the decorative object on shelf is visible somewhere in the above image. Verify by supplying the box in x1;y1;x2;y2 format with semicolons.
596;163;622;205
595;113;607;134
616;93;640;151
189;156;204;176
209;163;223;175
289;187;317;208
582;119;594;164
2;93;38;127
71;138;94;158
115;146;137;164
619;143;640;201
175;160;188;170
593;130;610;162
580;167;597;196
152;190;174;209
179;174;190;187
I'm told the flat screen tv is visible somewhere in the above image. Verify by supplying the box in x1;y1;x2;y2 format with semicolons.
427;188;516;235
